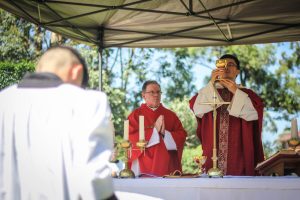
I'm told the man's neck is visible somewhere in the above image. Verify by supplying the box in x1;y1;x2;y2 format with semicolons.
146;104;159;111
18;72;63;88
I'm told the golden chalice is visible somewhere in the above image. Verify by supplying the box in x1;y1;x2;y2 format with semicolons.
216;59;227;69
215;59;228;81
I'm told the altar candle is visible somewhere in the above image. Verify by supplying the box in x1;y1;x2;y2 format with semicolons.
139;116;145;140
291;118;298;139
123;120;129;141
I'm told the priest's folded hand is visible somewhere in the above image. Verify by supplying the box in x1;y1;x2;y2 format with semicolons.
161;117;165;135
155;115;163;132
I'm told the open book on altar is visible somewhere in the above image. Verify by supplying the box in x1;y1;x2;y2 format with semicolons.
255;149;300;176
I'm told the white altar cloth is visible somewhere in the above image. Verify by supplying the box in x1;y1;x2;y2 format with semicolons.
114;176;300;200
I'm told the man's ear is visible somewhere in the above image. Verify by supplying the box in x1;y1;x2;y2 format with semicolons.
141;92;145;100
71;64;83;86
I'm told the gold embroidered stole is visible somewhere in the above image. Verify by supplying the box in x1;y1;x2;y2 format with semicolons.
218;89;231;174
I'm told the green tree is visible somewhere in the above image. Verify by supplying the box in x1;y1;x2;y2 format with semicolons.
273;42;300;119
0;9;48;61
156;48;201;101
0;61;35;90
166;96;200;174
166;96;198;147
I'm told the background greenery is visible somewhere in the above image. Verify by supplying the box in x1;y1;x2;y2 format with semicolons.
1;9;299;173
0;61;35;89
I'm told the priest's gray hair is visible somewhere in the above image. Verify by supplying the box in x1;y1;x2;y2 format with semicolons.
142;80;161;92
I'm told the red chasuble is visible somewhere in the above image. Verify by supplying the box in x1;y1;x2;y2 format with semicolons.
128;103;187;176
189;88;264;176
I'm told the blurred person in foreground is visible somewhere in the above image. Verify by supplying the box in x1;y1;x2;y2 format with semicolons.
0;46;116;199
189;54;264;176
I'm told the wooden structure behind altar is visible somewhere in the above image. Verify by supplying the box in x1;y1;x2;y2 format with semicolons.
256;150;300;176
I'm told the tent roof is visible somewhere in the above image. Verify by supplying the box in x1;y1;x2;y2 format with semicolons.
1;0;300;48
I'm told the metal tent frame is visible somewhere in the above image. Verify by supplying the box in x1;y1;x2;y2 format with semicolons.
1;0;300;89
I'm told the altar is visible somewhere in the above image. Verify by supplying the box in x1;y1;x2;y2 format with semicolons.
114;176;300;200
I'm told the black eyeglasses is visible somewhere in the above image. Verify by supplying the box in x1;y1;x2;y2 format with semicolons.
144;91;162;95
227;62;237;67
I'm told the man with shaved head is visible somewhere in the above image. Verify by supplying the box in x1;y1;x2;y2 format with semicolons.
0;46;116;199
22;46;89;88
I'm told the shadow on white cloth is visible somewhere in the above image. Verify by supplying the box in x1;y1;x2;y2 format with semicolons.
116;191;164;200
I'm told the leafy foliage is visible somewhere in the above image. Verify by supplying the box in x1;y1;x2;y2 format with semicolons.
181;145;202;174
0;61;35;90
166;97;200;173
0;9;48;61
166;96;198;147
156;48;198;101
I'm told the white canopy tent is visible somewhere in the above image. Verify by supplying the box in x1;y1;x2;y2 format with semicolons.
1;0;300;88
1;0;300;48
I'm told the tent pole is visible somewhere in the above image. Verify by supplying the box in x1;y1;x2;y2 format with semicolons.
98;26;104;91
98;47;103;91
189;0;193;14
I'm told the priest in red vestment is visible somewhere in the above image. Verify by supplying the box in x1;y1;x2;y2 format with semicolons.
128;80;187;177
189;54;264;176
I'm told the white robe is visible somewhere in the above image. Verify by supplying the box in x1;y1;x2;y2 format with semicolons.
192;81;258;121
0;84;114;200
